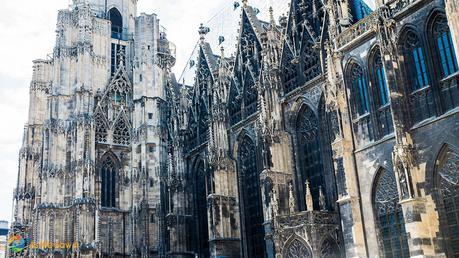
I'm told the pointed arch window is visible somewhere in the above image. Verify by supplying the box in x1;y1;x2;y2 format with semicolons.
109;8;123;40
401;31;429;91
372;51;389;106
373;169;410;257
349;63;370;116
100;154;118;208
346;62;374;145
284;238;313;258
435;146;459;256
400;31;435;123
238;136;265;257
370;49;394;137
432;16;458;77
194;160;210;258
95;112;108;143
295;105;326;211
113;117;130;145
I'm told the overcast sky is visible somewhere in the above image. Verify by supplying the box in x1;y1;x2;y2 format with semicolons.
0;0;294;224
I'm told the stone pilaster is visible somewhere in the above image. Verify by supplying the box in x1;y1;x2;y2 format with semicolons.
445;0;459;59
326;46;368;258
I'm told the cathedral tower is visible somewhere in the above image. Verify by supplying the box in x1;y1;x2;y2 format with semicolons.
12;0;175;257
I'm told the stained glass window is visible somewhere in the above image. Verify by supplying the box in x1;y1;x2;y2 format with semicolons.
101;155;118;208
373;51;389;106
432;16;458;77
373;169;410;258
436;148;459;257
349;64;370;116
296;105;325;211
239;136;265;257
195;161;210;258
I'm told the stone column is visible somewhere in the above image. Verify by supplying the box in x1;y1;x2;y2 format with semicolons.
325;45;369;258
445;0;459;58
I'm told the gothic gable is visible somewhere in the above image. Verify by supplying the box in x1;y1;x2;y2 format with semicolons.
281;0;325;93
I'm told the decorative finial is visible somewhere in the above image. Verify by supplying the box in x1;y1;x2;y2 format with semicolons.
305;180;313;211
233;1;240;10
289;183;295;214
279;14;288;28
198;23;210;41
117;48;126;68
242;0;248;7
319;186;326;211
220;46;225;58
269;7;275;25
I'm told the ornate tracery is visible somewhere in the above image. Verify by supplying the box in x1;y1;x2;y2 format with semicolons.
373;168;410;257
435;146;459;257
94;51;132;146
284;238;313;258
346;61;374;145
400;30;434;124
113;114;130;145
229;10;261;126
238;136;265;257
281;0;324;93
295;104;326;211
369;48;393;137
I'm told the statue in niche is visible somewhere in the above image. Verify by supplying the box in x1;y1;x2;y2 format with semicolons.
319;186;326;211
289;183;295;214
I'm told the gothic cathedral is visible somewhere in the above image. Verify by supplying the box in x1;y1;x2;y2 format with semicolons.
11;0;459;257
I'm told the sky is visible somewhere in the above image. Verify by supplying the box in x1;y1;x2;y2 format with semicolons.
0;0;290;225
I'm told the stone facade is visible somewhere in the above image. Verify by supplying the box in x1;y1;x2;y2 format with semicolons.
12;0;175;257
11;0;459;257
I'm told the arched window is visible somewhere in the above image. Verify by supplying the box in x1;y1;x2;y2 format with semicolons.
113;116;130;145
346;62;374;145
372;50;389;106
283;238;313;258
401;31;429;91
109;8;123;39
435;146;459;257
95;111;108;143
194;160;210;258
238;136;265;257
100;154;118;208
349;63;370;116
432;16;458;78
295;105;326;211
370;49;394;137
320;237;342;258
373;169;410;257
400;30;434;123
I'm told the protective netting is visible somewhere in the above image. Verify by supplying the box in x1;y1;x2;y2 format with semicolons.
177;0;290;86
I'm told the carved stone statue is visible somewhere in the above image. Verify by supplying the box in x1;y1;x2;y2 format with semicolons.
319;186;326;211
289;183;296;214
305;180;314;211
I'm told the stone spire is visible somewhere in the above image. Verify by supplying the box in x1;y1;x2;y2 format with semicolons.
305;180;314;211
269;6;275;25
198;23;210;42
